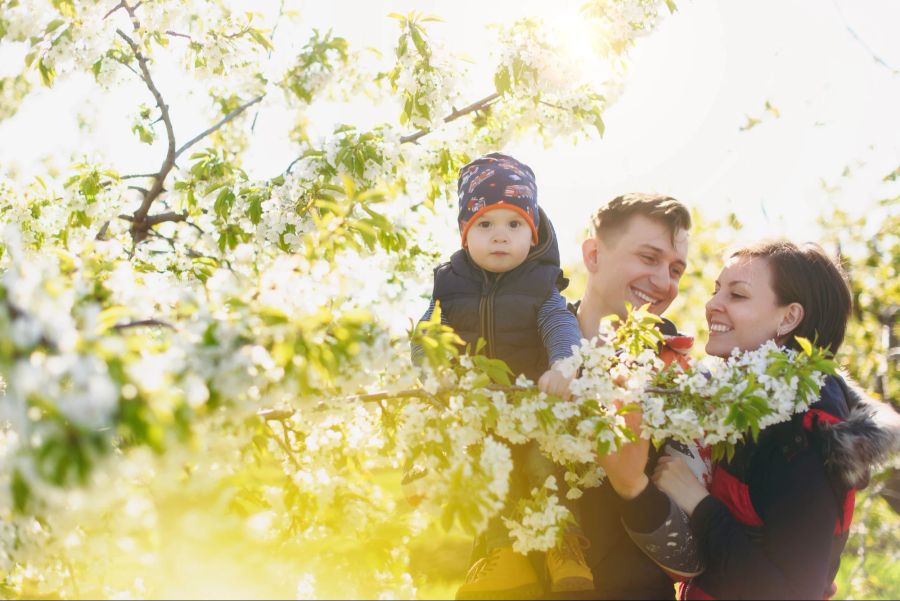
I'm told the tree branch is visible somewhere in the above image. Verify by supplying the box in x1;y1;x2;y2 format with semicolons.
223;26;252;40
119;211;188;228
284;91;502;174
832;0;899;74
251;0;285;133
3;299;57;350
399;92;501;144
116;7;177;240
96;220;110;241
164;29;193;41
174;94;265;161
146;211;189;226
112;319;175;330
262;420;302;469
103;1;126;20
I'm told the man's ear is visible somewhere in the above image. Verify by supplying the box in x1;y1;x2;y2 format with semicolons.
582;238;599;273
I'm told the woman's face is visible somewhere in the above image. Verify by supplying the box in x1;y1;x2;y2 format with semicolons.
705;255;794;358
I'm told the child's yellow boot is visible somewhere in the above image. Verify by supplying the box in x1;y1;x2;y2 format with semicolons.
455;546;542;600
546;533;594;593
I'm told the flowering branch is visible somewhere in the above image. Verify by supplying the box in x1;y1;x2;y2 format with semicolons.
399;92;501;144
174;95;264;161
164;29;193;41
115;5;264;244
115;22;176;242
118;210;188;228
111;319;175;330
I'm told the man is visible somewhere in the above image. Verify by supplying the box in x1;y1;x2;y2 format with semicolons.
569;192;693;600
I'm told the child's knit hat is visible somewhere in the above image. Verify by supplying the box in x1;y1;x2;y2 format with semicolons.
457;153;539;244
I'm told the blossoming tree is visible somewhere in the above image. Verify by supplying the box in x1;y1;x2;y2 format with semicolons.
0;0;855;598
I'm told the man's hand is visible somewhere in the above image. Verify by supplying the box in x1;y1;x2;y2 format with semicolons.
597;404;650;500
538;366;573;400
652;455;709;516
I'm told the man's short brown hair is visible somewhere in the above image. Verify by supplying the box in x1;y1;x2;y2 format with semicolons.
590;193;692;244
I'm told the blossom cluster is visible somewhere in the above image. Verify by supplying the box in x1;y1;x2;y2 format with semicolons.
387;18;466;131
580;0;673;58
403;306;836;552
503;476;573;555
641;340;834;450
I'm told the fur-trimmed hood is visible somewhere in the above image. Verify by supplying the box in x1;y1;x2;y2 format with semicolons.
811;374;900;491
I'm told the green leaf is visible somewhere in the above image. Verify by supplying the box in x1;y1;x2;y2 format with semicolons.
11;469;31;513
409;25;429;58
249;29;274;51
37;57;56;86
494;67;511;95
248;195;263;225
593;113;605;137
214;188;235;219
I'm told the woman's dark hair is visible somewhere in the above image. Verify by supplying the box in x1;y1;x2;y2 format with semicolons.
731;240;852;355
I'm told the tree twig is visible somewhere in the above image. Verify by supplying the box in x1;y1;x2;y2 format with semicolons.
223;26;252;40
263;420;303;470
116;5;177;239
284;91;502;174
103;1;126;20
119;211;188;227
251;0;285;133
112;319;176;330
174;95;265;161
96;220;110;241
832;0;899;74
146;211;189;226
399;92;501;144
164;29;193;41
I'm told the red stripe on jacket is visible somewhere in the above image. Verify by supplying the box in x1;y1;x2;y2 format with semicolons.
709;466;763;527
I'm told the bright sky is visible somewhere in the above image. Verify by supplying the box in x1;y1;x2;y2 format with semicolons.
1;0;898;266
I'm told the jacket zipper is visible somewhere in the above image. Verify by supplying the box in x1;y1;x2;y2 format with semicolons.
479;271;504;358
477;213;549;358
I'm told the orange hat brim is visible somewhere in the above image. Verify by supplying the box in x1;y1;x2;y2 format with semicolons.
460;203;539;246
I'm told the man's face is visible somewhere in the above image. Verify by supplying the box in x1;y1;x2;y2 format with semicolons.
583;214;689;319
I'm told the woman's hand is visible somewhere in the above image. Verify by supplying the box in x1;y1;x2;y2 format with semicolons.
652;455;710;516
597;405;650;500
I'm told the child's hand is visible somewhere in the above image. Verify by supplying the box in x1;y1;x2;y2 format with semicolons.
538;366;572;401
652;455;709;516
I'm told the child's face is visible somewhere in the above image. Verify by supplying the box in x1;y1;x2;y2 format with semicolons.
464;207;534;273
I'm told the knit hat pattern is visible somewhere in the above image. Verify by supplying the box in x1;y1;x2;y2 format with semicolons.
457;153;539;243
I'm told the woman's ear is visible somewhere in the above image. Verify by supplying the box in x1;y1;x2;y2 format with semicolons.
777;302;804;340
582;238;599;273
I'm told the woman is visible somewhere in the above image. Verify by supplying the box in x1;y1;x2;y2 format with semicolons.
605;240;900;599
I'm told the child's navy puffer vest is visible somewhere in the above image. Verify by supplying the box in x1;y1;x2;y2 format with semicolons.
432;207;567;382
